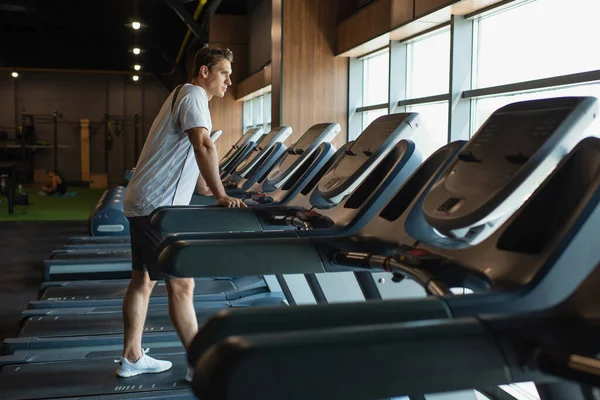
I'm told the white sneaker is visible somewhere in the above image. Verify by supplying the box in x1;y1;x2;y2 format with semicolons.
185;365;194;383
116;348;173;378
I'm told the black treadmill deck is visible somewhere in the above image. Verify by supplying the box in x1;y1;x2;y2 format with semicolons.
0;354;191;400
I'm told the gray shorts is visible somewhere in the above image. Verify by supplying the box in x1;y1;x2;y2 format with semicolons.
127;216;176;280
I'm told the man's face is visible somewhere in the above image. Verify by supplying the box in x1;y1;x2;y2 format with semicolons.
203;59;232;99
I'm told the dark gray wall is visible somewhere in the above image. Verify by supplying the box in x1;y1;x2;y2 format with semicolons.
249;0;272;74
0;72;169;185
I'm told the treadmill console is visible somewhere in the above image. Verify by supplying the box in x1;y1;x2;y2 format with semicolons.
311;113;419;208
423;96;598;243
235;126;293;172
290;123;339;153
266;123;341;186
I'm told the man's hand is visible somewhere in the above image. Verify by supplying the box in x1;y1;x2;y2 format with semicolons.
216;195;248;208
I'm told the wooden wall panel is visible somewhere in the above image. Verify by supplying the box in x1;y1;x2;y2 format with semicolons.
271;0;283;127
236;65;271;100
249;0;273;74
209;15;249;44
391;0;414;27
282;0;348;149
337;0;391;55
209;15;249;159
414;0;460;19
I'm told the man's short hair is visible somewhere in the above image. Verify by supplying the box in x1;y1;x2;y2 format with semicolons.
191;47;233;79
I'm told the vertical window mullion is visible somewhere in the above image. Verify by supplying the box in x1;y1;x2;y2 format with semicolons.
389;40;408;115
448;15;474;142
348;57;363;142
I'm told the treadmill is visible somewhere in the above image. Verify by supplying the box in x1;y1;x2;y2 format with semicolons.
17;115;424;351
163;97;600;400
156;97;597;279
0;225;428;400
219;127;265;178
191;122;341;206
188;135;600;400
221;126;293;187
41;113;422;283
4;98;596;400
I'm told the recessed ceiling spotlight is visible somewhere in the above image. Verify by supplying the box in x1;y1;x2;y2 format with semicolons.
125;21;146;29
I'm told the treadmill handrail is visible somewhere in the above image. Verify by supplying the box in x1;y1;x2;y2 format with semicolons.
187;296;451;366
192;318;518;400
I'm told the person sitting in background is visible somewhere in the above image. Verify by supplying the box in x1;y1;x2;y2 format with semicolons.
41;169;67;195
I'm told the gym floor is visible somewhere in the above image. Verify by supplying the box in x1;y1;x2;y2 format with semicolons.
0;220;89;342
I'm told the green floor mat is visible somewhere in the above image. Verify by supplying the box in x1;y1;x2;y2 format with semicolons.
0;185;106;221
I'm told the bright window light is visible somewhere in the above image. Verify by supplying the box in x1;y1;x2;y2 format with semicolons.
11;72;18;78
475;0;600;88
407;28;450;99
134;64;141;71
133;48;141;55
132;75;139;82
362;49;389;107
132;21;141;30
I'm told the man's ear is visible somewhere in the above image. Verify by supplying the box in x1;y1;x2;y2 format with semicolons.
200;65;209;78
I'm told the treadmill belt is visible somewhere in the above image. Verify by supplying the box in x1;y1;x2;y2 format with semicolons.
40;279;237;300
51;251;132;260
0;354;191;400
19;308;221;338
68;238;131;245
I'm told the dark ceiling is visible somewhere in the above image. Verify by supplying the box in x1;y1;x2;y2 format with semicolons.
0;0;256;76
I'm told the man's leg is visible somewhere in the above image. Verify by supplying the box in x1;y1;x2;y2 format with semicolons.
122;270;156;361
166;278;198;350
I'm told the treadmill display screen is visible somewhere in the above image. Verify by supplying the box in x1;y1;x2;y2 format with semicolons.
350;114;409;155
292;126;327;151
443;107;572;197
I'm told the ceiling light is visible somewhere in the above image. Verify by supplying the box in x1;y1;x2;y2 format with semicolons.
133;48;141;55
125;21;146;29
11;72;18;78
132;75;140;82
134;64;141;71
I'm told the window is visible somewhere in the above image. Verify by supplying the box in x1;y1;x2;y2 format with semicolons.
243;100;253;130
242;89;272;132
474;0;600;89
362;108;388;131
263;92;272;132
398;27;451;157
407;29;451;99
472;82;600;136
349;48;391;141
362;49;389;107
406;101;449;159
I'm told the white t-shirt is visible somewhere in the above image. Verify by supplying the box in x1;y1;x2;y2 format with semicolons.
124;84;212;217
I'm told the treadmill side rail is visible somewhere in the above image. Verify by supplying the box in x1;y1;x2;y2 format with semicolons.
188;296;450;366
192;318;523;400
158;237;326;278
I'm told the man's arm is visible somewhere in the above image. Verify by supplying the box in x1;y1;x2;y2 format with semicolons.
187;127;246;208
195;174;212;196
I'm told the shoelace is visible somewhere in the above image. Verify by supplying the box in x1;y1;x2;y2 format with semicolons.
114;348;150;364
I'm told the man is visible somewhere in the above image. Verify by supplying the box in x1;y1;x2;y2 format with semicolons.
117;47;246;382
